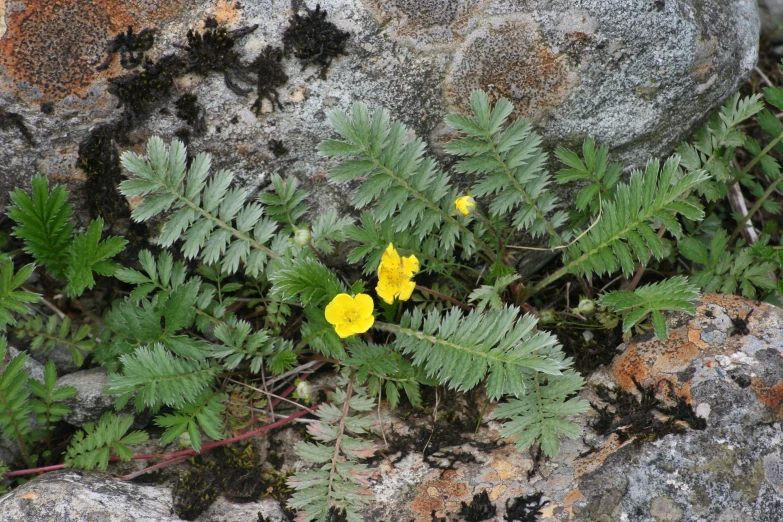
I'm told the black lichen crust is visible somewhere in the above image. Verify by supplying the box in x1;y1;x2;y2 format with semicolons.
250;46;288;113
173;445;269;520
175;93;207;135
269;139;289;157
108;54;185;123
325;506;349;522
282;3;349;79
459;490;496;522
182;22;258;95
504;493;549;522
590;377;706;444
97;26;156;71
0;107;35;146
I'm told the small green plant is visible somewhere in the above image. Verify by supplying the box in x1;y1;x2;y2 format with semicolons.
1;62;782;520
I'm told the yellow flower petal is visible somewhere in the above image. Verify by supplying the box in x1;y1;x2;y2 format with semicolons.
350;315;375;334
402;254;419;277
334;322;355;339
397;280;416;301
376;281;397;305
324;293;353;325
455;195;476;216
353;293;375;317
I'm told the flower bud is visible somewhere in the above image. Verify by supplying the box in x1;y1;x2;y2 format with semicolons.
295;380;314;402
577;298;596;315
294;228;311;246
538;309;556;323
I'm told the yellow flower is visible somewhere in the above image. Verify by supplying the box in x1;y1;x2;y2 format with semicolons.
455;195;476;216
325;293;375;338
376;243;419;304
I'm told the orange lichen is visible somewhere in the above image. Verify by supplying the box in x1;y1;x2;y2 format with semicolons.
446;18;575;122
0;0;188;102
751;378;783;419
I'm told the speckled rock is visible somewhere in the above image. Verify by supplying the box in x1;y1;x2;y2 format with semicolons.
0;0;759;235
610;293;783;428
0;470;179;522
0;470;290;522
55;367;148;428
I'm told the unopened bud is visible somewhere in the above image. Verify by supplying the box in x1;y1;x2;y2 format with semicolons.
294;228;311;246
577;298;596;315
296;380;313;402
538;309;556;323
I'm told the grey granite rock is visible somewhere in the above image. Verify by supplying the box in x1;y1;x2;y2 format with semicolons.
0;470;178;522
0;0;759;239
55;367;147;428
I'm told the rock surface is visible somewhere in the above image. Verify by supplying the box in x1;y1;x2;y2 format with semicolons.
0;0;759;229
0;470;178;522
610;293;783;428
55;367;147;428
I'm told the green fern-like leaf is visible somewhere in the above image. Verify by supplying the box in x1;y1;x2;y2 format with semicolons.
598;276;700;341
270;257;346;308
676;93;764;200
211;317;295;374
554;156;707;281
492;370;588;457
680;230;776;300
8;174;75;280
345;342;425;409
377;306;569;400
102;279;210;362
64;217;127;297
29;360;77;433
154;390;226;452
64;412;148;471
468;273;520;313
310;209;354;255
119;137;281;277
446;90;568;242
105;343;217;412
257;173;309;233
320;103;489;261
288;378;376;522
0;337;33;451
13;314;95;367
0;262;39;331
555;136;621;218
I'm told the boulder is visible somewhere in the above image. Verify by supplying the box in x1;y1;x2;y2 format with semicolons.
55;367;148;428
0;470;178;522
0;0;759;231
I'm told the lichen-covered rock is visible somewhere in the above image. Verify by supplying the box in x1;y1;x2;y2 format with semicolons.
0;0;758;236
610;293;783;427
0;470;179;522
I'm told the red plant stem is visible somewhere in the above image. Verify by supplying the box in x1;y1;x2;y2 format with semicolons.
119;455;193;481
119;404;318;480
5;373;311;481
4;402;317;480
